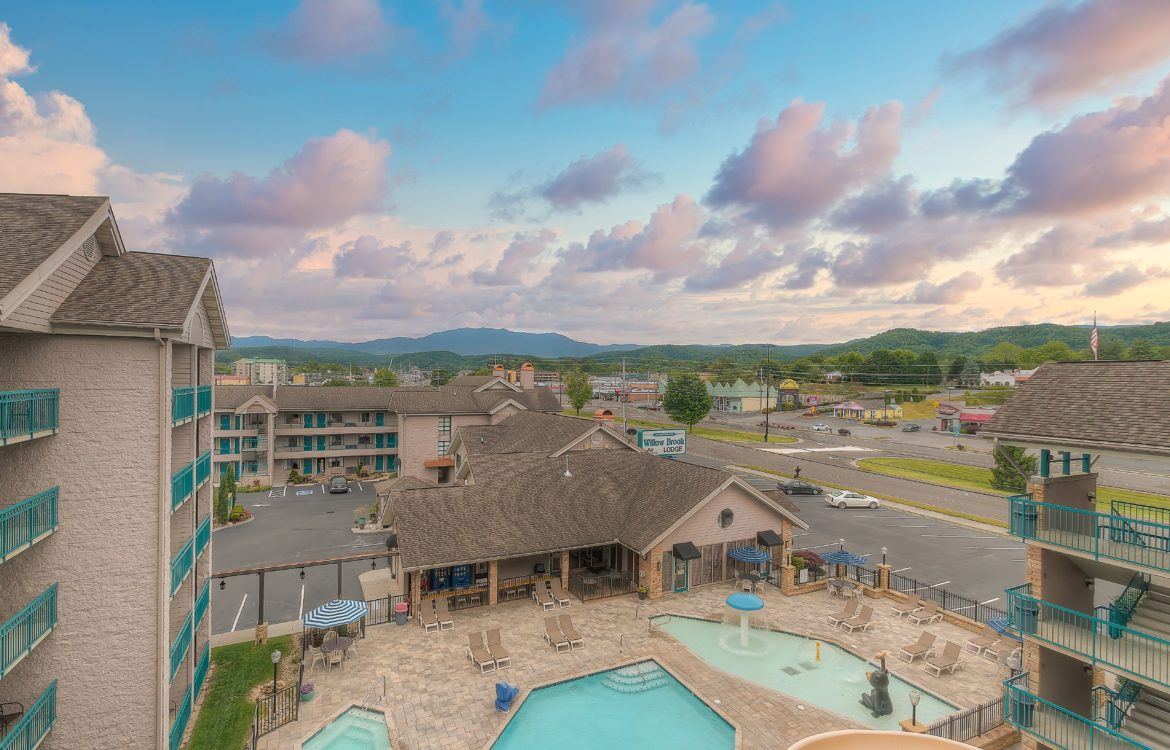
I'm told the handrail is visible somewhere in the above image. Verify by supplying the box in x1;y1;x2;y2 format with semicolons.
1003;673;1148;749
196;515;212;559
171;534;195;598
173;386;196;424
196;384;212;417
0;584;57;679
1093;677;1141;728
1111;573;1151;627
0;389;59;445
172;462;195;512
0;680;56;750
169;682;193;750
0;487;58;564
170;608;194;682
361;674;387;710
1009;496;1170;574
195;578;210;629
196;450;212;486
194;642;211;699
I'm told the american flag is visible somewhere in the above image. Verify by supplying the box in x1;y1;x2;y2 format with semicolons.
1090;316;1099;360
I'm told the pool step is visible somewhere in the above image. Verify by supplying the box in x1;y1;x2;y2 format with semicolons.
603;664;669;692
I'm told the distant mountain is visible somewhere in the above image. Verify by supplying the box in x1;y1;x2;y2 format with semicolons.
231;327;641;359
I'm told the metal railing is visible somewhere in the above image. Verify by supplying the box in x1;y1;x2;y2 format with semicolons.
1009;495;1170;575
195;578;210;629
196;450;212;486
0;584;57;679
196;384;212;417
1003;673;1148;749
928;696;1003;742
0;389;59;445
194;643;211;699
172;462;194;511
0;680;56;750
890;572;1008;624
169;682;193;750
170;609;193;682
1006;583;1170;690
171;535;195;598
196;515;211;559
173;386;196;424
846;564;878;587
568;571;639;601
1093;677;1141;729
0;487;58;564
365;594;408;626
254;682;299;736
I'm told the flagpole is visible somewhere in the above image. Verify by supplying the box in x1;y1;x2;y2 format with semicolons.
1092;312;1098;361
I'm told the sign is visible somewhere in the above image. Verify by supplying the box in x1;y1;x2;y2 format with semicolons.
638;428;687;456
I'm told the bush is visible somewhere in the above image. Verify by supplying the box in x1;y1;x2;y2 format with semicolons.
237;485;271;494
228;506;252;523
790;554;807;571
288;469;306;484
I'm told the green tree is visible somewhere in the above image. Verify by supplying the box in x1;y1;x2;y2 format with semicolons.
215;465;236;524
959;357;982;387
565;371;592;414
1127;339;1157;360
1035;340;1079;363
1098;338;1125;361
916;351;943;385
321;378;353;386
662;372;713;432
430;367;451;386
992;446;1038;491
947;355;968;380
372;368;398;387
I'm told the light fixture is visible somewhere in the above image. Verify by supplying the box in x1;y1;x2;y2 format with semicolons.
881;546;888;565
371;559;377;569
909;689;921;726
271;649;282;696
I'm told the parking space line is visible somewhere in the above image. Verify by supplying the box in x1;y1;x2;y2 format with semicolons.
231;594;248;632
892;567;912;573
980;597;1001;605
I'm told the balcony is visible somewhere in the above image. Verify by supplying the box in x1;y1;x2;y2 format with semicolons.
195;578;210;629
1009;494;1170;576
0;584;57;679
194;642;210;699
0;681;56;750
0;389;59;446
172;386;196;425
196;384;211;417
241;436;268;452
1003;673;1146;750
0;488;58;564
1006;583;1170;690
172;463;194;512
169;608;193;682
169;681;192;750
171;535;194;598
196;515;211;560
195;450;211;487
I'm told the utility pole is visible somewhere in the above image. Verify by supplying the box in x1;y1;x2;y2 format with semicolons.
621;358;628;433
763;343;772;444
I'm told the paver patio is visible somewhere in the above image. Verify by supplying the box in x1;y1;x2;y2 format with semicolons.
261;585;1006;749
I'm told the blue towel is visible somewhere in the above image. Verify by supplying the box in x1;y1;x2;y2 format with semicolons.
494;682;519;712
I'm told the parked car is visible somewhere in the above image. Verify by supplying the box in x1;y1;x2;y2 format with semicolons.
901;423;922;432
837;428;852;436
328;476;350;494
811;423;831;432
826;490;880;509
778;480;824;495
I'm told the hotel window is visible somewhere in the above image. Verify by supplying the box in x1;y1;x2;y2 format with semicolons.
438;416;451;433
361;412;370;423
438;440;450;456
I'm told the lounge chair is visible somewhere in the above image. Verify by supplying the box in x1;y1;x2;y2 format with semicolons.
898;631;937;663
418;601;440;633
435;597;455;631
965;624;999;654
839;605;875;633
557;614;584;650
543;616;570;652
549;579;571;608
466;632;496;674
925;641;964;676
908;599;943;625
827;598;859;626
891;594;923;618
533;583;556;611
981;639;1005;662
486;628;511;669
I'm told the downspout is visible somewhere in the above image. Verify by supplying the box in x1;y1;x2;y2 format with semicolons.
155;327;169;748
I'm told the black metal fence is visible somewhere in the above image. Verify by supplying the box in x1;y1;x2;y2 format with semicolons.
928;697;1004;742
846;565;878;587
889;572;1008;624
365;594;409;626
254;683;299;737
568;571;639;601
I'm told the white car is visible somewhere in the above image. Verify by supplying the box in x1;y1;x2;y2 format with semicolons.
826;490;880;509
810;423;831;432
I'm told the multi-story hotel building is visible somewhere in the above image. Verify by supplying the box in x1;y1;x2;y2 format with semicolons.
231;357;287;385
984;361;1170;750
0;193;228;749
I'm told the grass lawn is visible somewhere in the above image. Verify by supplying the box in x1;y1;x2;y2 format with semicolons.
897;400;940;419
187;636;297;750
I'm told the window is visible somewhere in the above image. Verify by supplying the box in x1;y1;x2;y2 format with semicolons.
718;508;734;529
438;440;450;456
438;416;451;433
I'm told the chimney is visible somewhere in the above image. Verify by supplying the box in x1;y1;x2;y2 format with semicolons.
492;363;505;380
520;362;535;390
593;408;615;429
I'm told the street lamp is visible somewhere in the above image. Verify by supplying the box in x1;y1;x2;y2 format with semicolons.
881;546;888;565
909;689;921;726
270;649;281;696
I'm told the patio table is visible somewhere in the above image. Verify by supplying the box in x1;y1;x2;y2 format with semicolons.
322;636;353;658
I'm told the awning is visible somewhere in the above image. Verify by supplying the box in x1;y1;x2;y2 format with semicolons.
756;529;783;547
423;457;455;468
672;541;701;561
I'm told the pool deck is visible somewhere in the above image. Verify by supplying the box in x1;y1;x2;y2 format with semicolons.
260;585;1004;750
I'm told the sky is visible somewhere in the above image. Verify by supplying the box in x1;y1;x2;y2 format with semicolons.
3;0;1170;345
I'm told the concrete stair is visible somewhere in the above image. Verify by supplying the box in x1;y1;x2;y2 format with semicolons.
1127;586;1170;642
602;663;669;693
1121;688;1170;749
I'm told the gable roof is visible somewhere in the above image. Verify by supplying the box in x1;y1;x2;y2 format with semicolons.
52;251;212;327
456;411;610;456
982;361;1170;456
0;193;109;301
214;385;275;409
389;385;560;414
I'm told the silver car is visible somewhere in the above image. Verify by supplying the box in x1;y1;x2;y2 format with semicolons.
826;490;880;509
810;423;831;432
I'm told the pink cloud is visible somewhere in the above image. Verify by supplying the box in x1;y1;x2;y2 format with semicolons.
258;0;400;64
577;194;704;277
900;271;983;304
471;230;556;286
439;0;501;62
538;144;653;211
994;225;1099;287
1083;265;1168;297
0;23;33;77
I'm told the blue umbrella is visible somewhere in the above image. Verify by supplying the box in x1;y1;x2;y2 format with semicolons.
822;550;869;566
728;546;771;564
303;599;368;629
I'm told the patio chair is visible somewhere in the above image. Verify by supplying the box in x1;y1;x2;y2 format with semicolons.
418;600;440;633
898;631;937;663
964;624;999;655
827;598;859;626
981;639;1005;662
925;641;964;676
486;628;511;669
543;616;570;652
533;583;556;612
435;596;455;631
839;605;875;633
908;599;943;626
557;614;584;650
307;643;327;672
891;594;923;618
345;637;359;659
323;630;339;644
466;632;496;674
327;648;344;671
549;579;571;608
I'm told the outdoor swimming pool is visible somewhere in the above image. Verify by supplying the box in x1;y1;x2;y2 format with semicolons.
492;660;734;749
301;707;391;750
655;616;957;730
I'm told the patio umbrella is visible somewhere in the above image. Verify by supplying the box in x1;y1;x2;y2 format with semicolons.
727;547;771;564
302;599;368;629
821;550;869;566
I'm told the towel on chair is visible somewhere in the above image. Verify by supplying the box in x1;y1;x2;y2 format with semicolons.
494;683;520;712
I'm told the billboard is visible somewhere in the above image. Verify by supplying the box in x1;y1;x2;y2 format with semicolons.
638;428;686;456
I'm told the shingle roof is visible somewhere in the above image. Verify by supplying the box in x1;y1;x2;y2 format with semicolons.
448;375;497;387
0;193;107;300
457;411;600;455
271;386;397;410
52;251;210;328
214;385;274;409
982;361;1170;455
389;385;560;414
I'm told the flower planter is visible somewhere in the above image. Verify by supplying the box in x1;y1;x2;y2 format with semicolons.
300;691;314;703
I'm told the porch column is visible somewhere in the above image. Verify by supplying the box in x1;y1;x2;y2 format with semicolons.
877;563;891;592
647;546;664;600
780;564;795;595
559;551;569;589
488;560;499;605
266;413;276;480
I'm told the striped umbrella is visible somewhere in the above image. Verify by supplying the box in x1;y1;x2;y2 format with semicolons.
821;550;869;566
302;599;368;629
727;547;771;564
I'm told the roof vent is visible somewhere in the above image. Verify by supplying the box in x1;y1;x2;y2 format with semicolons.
562;455;572;478
82;235;97;261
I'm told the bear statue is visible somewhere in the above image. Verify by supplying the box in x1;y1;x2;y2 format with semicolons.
859;652;894;718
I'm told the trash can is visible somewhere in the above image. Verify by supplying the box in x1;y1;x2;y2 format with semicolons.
1107;603;1125;639
1012;504;1038;537
394;601;409;626
1008;689;1036;728
1012;597;1039;636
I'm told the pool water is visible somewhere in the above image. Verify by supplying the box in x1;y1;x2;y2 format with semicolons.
655;616;957;730
492;661;734;749
302;707;391;750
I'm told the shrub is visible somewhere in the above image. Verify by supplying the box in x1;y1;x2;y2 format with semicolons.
228;506;252;523
790;555;807;571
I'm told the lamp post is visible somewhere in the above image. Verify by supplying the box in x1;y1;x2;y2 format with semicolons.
271;649;281;696
909;689;921;726
881;546;888;565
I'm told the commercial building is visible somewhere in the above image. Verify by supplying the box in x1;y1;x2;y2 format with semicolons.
214;373;250;386
937;405;998;434
0;193;227;749
832;400;903;421
232;357;287;385
706;379;772;413
983;361;1170;750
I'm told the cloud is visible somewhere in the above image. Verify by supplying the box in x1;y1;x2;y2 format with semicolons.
537;144;653;211
900;271;983;304
683;239;786;292
539;0;715;107
1083;265;1169;297
830;175;916;233
332;236;420;278
950;0;1170;107
705;99;903;229
0;23;33;77
471;230;555;286
439;0;500;62
780;248;829;290
258;0;400;64
1096;215;1170;247
994;226;1098;287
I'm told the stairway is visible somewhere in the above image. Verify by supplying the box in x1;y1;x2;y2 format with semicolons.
1127;585;1170;642
602;663;670;693
1120;688;1170;750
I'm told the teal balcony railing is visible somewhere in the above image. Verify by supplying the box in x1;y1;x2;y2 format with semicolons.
1006;583;1170;690
196;384;212;417
0;680;56;750
171;535;195;598
195;450;211;487
195;578;210;629
195;515;211;559
1093;677;1142;729
169;682;193;750
0;487;58;564
170;608;193;682
194;642;210;699
1009;495;1170;575
0;389;59;446
172;386;196;425
0;584;57;679
1004;673;1148;750
172;462;194;512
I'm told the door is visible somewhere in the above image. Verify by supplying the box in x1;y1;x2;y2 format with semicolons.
303;413;312;428
674;556;689;593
